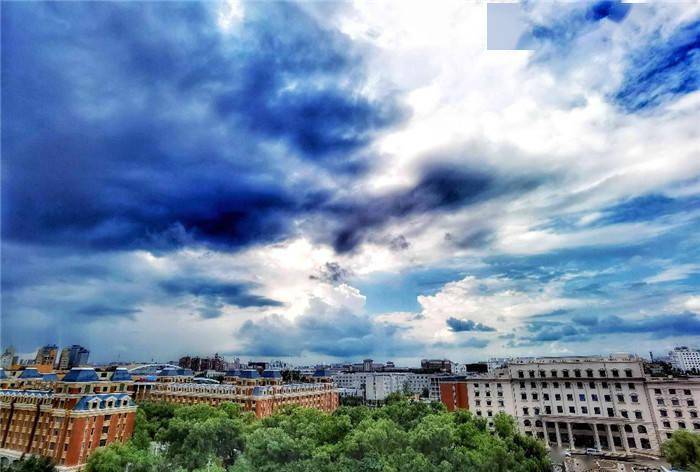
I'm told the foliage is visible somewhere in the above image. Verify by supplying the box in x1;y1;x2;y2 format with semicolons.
86;398;551;472
3;456;56;472
662;430;700;472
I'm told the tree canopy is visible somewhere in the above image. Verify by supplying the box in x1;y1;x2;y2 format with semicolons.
85;398;551;472
662;430;700;472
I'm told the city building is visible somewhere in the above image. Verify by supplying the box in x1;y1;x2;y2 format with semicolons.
333;372;432;403
421;359;453;373
58;345;90;370
1;347;16;370
34;345;58;368
133;368;339;418
438;377;470;411
457;354;700;457
0;367;137;470
668;346;700;373
178;353;225;372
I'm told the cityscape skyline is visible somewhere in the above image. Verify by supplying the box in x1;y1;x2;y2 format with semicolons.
2;1;700;364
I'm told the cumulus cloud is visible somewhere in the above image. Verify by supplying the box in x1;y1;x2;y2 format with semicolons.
3;1;700;361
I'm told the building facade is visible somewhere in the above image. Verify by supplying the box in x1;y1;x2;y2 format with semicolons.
34;345;58;368
0;367;137;471
58;346;90;370
134;368;339;418
458;355;700;457
669;346;700;373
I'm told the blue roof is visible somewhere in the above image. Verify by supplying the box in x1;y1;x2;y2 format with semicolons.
239;369;260;379
63;368;99;382
262;369;282;379
158;368;192;377
0;369;7;379
111;368;132;381
313;369;331;377
73;393;134;411
42;373;58;381
19;368;43;379
225;369;241;377
252;386;266;396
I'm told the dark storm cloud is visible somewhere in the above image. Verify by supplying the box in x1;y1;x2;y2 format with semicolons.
74;305;142;319
160;277;283;310
309;262;353;284
512;312;700;346
1;1;405;254
330;165;545;253
446;317;496;332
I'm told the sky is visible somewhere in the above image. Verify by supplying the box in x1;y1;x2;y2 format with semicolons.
2;1;700;365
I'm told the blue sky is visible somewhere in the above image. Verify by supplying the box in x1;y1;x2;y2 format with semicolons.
2;1;700;364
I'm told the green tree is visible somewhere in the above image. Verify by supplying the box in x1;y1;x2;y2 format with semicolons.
85;442;167;472
662;430;700;471
6;456;56;472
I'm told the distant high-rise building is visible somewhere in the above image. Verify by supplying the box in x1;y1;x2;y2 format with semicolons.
363;359;374;372
34;344;58;366
58;345;90;369
421;359;453;373
0;346;16;369
669;346;700;372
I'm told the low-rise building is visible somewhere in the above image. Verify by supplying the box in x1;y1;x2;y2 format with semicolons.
668;346;700;373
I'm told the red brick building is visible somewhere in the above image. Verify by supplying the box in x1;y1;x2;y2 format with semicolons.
135;368;339;418
0;367;137;471
439;379;469;411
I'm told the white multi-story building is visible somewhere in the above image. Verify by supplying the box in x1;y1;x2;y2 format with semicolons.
463;354;700;457
334;372;434;403
669;346;700;373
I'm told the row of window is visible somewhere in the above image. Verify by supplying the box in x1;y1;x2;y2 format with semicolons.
659;409;698;419
519;391;639;404
656;397;695;407
653;388;693;396
517;368;635;379
518;381;638;391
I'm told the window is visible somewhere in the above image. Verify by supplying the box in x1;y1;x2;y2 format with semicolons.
684;389;691;396
635;411;642;420
579;394;586;401
694;423;700;430
542;382;548;388
607;408;614;417
589;382;595;389
520;382;526;389
612;369;620;378
660;409;668;417
529;370;535;378
657;398;665;405
604;395;611;402
545;406;551;414
476;400;481;406
532;393;538;400
557;405;563;413
518;371;524;378
521;393;527;400
625;369;633;378
569;406;576;413
498;400;504;407
621;410;628;418
577;382;583;389
523;407;529;415
592;394;598;401
563;370;570;378
539;371;546;378
543;393;550;401
669;389;676;394
524;419;532;426
672;399;680;406
617;394;625;403
565;382;571;389
594;407;601;415
631;394;638;403
615;383;622;390
599;369;607;377
678;421;686;429
566;394;573;401
534;407;540;415
586;369;594;378
675;410;683;418
691;411;698;418
556;394;562;401
628;383;635;390
638;425;647;434
553;382;559;388
654;388;662;395
602;382;608;388
663;421;671;428
487;411;493;417
531;382;536;389
574;369;581;378
689;400;695;407
581;406;588;414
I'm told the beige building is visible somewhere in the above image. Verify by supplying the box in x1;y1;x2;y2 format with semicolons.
463;354;700;457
